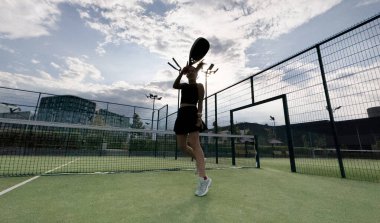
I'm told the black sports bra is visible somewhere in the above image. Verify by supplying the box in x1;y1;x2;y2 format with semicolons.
180;84;198;105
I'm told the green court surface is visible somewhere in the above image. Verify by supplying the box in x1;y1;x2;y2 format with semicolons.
1;159;379;223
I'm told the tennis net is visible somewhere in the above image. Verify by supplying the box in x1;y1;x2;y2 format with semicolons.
0;118;258;176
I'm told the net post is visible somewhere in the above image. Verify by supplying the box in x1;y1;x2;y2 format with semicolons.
255;135;260;168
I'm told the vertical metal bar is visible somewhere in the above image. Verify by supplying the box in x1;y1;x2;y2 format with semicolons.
34;93;41;121
104;103;109;125
156;109;160;130
205;97;208;128
250;76;254;104
165;105;168;130
204;96;208;155
316;45;346;178
151;99;155;130
230;110;236;166
214;94;218;164
175;141;178;160
154;109;159;157
282;95;296;172
255;135;260;168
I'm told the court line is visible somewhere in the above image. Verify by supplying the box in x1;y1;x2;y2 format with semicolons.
0;158;79;197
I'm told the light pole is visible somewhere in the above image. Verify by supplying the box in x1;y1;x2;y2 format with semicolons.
330;106;361;150
326;105;341;113
203;64;218;129
333;106;342;113
146;93;162;130
203;64;219;100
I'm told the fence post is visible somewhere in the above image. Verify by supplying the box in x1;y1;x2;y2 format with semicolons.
34;93;41;120
204;96;209;155
316;45;346;178
214;94;219;164
282;95;296;172
250;76;254;104
230;110;236;166
255;135;260;168
165;105;168;130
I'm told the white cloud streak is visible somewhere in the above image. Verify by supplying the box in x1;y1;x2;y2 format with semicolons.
60;57;104;82
0;0;61;39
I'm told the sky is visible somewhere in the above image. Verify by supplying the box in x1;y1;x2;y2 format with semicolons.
0;0;379;118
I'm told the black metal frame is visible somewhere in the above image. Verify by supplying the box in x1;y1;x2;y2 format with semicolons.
230;94;296;172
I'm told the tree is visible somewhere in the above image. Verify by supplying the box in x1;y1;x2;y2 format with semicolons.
93;114;105;126
131;113;144;129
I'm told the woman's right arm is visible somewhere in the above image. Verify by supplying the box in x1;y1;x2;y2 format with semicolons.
173;66;189;89
173;71;183;89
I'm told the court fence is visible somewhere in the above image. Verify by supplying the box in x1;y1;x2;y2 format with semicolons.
158;13;380;182
1;14;379;182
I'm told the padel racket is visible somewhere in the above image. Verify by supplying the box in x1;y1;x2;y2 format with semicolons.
189;37;210;66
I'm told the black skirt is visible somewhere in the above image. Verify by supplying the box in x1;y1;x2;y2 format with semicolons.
174;106;207;135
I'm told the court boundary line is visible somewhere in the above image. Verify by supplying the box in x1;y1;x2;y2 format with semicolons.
0;164;255;196
0;158;79;197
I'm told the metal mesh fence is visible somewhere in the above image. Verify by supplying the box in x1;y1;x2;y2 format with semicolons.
157;105;168;130
199;14;380;182
1;14;379;182
0;118;257;176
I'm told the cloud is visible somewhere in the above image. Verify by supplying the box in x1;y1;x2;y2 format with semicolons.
0;1;61;39
50;62;61;69
0;0;342;90
60;57;104;81
356;0;380;7
31;59;40;64
69;0;341;93
0;0;345;115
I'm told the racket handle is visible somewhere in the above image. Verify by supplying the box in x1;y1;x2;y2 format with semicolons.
172;58;181;69
168;62;179;71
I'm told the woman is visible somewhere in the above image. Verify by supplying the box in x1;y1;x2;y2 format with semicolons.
173;61;212;197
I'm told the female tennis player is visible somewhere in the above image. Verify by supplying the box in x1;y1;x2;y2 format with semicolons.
173;61;212;197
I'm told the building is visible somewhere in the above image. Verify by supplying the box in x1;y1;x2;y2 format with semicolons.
367;106;380;118
36;95;96;124
94;109;130;128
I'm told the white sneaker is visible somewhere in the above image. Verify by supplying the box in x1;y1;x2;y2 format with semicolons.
195;177;212;197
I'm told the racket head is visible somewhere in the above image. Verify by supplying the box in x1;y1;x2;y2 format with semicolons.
189;37;210;66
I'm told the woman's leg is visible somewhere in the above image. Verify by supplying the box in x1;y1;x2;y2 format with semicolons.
187;131;206;177
176;134;195;159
